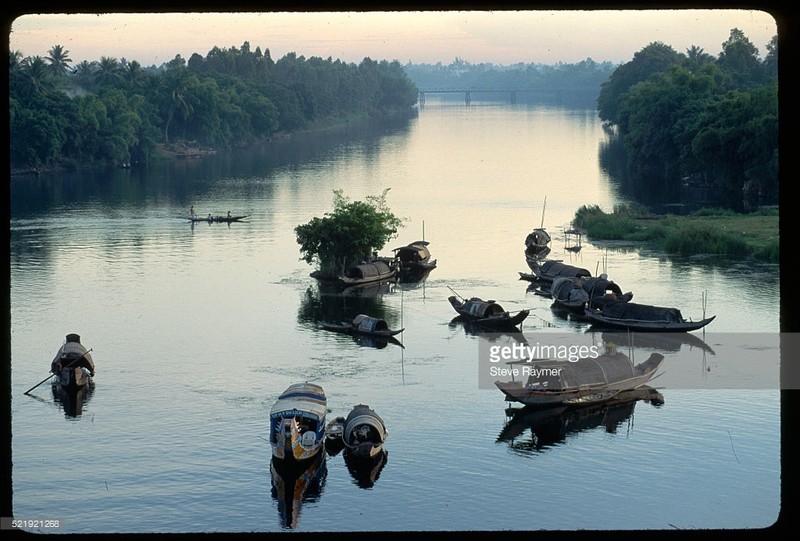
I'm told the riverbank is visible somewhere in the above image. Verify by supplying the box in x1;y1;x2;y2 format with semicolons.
571;204;779;263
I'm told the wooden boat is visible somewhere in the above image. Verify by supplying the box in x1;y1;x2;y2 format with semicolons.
524;198;552;264
494;347;665;407
325;404;388;462
269;382;327;464
324;416;347;456
392;241;437;282
549;275;633;316
50;333;95;391
342;404;388;460
526;259;592;283
338;260;397;286
524;227;552;261
448;295;530;330
584;301;716;332
188;214;248;223
320;314;403;338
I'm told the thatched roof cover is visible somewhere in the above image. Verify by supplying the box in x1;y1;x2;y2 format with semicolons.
526;353;635;389
464;298;506;317
354;314;389;332
601;302;684;322
348;261;392;278
537;260;591;280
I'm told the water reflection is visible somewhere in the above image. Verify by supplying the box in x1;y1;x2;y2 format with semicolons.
497;386;664;456
51;381;95;418
269;454;327;530
344;448;388;489
298;283;403;337
596;331;716;356
449;318;529;345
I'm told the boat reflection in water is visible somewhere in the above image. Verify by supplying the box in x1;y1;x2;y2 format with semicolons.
595;330;716;356
325;405;389;489
497;386;664;455
345;447;388;489
51;380;95;418
298;284;403;350
449;318;530;346
269;453;327;529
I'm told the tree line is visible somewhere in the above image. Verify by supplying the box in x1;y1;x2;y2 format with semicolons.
9;42;419;170
597;29;778;210
403;57;618;107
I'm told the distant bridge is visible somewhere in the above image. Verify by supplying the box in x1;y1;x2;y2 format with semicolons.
417;88;563;105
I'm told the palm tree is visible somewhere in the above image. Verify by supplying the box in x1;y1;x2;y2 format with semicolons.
161;68;194;145
95;56;122;86
46;44;72;77
19;55;52;95
684;45;713;71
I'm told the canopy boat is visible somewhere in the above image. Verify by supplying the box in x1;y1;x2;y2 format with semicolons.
549;275;633;317
524;197;552;263
188;213;248;223
338;260;397;287
584;301;716;332
320;314;403;338
269;382;327;464
524;259;592;283
524;227;552;262
392;241;437;282
448;295;530;330
494;347;665;407
342;404;388;460
50;333;95;391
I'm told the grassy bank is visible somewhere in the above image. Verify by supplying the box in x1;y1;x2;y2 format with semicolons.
572;204;780;263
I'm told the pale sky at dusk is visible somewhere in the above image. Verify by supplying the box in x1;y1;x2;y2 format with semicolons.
7;10;779;67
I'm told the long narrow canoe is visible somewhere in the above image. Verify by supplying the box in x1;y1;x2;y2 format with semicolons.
188;215;248;223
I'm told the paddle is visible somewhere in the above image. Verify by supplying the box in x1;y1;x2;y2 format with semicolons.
447;285;466;302
24;348;92;396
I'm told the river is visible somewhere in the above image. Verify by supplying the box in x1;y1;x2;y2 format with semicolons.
7;97;782;533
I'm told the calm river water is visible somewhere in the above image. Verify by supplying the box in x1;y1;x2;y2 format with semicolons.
8;98;783;533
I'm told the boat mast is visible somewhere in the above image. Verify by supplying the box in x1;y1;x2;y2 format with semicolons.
540;197;547;229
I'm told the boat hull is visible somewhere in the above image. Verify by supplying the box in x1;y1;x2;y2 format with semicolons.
343;404;388;460
584;311;716;332
270;383;327;464
448;296;529;330
495;352;664;407
188;215;248;223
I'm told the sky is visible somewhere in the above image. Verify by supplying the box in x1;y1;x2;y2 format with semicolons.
6;9;780;68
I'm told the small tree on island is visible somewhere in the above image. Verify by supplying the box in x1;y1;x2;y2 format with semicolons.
295;188;405;278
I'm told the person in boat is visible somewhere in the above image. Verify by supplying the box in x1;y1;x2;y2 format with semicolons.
51;333;94;377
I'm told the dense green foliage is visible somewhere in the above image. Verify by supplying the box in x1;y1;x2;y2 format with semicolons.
404;57;616;107
596;30;778;210
572;204;779;262
9;43;419;170
295;189;405;277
